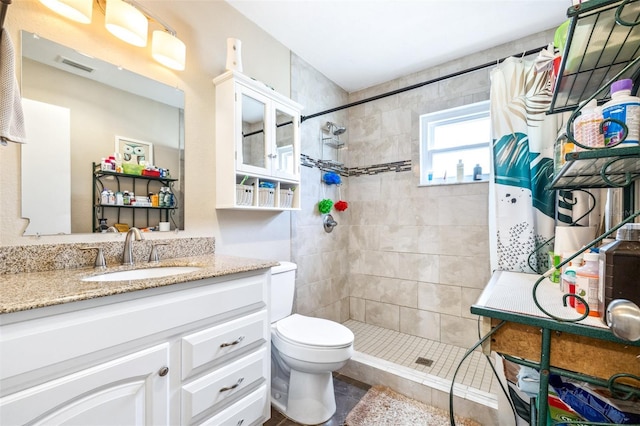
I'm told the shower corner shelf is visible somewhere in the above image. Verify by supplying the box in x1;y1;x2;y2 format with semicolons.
548;0;640;114
322;137;346;149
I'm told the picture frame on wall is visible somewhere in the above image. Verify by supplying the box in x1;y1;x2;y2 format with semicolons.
115;136;154;165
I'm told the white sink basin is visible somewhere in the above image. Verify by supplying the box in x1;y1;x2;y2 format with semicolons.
82;266;201;282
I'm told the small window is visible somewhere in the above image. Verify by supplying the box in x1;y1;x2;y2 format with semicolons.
419;101;490;184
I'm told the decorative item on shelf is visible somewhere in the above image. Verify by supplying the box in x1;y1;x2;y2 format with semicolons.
318;199;333;214
225;38;243;72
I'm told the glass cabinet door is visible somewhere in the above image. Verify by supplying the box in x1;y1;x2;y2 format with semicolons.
272;105;299;179
239;92;267;172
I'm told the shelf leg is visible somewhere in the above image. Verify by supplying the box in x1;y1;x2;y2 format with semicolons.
537;328;551;426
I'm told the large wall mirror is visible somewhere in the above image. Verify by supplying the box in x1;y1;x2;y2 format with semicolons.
20;31;185;236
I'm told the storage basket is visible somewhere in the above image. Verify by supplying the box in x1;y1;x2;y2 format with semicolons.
235;184;254;206
258;187;275;207
279;189;294;208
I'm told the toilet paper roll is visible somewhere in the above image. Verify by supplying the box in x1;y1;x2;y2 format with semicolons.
159;222;170;232
554;226;597;255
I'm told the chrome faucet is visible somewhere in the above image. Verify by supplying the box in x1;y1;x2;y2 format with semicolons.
123;227;144;265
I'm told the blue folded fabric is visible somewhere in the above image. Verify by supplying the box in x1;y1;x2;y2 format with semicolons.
516;366;540;398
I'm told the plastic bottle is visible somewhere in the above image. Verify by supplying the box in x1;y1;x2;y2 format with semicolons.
561;252;583;307
115;191;124;206
473;164;482;180
598;223;640;323
602;79;640;147
123;191;130;206
456;159;464;182
164;187;174;207
573;99;605;150
574;252;600;317
100;189;109;205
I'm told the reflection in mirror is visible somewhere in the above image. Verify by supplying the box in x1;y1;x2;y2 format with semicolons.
241;93;266;169
20;31;185;235
275;109;294;175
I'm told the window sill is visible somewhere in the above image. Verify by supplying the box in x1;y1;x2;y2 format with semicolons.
418;178;489;187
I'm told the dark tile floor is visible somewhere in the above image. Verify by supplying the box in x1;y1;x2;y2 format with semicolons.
264;373;370;426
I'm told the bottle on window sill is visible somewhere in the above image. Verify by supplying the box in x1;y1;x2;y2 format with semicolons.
473;164;482;181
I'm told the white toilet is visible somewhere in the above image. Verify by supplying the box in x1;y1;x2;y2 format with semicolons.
270;262;354;425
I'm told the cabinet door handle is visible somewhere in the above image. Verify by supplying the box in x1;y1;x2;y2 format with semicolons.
158;367;169;377
220;335;244;348
236;420;244;426
219;377;244;393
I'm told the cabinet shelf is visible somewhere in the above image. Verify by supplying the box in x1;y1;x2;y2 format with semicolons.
548;146;640;189
548;0;640;114
213;70;302;210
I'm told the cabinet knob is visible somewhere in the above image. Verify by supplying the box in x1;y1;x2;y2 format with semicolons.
158;367;169;377
219;335;245;348
219;377;243;392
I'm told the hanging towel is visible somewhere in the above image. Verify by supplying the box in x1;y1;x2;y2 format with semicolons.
0;29;27;145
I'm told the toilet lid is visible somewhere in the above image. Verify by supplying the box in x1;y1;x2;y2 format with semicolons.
276;314;354;348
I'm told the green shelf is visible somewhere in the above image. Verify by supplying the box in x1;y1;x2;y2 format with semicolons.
549;0;640;114
548;145;640;189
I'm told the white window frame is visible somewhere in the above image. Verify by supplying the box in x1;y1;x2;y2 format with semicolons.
419;100;490;185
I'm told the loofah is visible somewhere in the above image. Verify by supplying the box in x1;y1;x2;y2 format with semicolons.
318;198;333;214
335;200;348;211
322;172;341;185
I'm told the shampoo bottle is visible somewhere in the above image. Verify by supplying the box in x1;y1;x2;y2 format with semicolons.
602;79;640;147
456;159;464;183
575;252;600;317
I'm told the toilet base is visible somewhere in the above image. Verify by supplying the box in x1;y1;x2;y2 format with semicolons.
271;369;336;425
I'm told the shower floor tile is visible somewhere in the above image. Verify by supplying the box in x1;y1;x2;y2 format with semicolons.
344;320;498;395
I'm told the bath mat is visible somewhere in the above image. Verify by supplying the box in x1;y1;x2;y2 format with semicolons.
344;385;481;426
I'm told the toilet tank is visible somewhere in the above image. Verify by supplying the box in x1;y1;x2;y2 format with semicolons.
270;261;297;323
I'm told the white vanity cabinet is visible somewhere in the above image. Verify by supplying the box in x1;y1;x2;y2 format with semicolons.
214;70;302;210
0;270;271;426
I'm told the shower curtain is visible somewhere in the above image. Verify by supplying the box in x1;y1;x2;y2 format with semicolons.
489;55;560;273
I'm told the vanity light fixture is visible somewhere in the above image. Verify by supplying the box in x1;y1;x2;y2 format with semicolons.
39;0;93;24
41;0;186;71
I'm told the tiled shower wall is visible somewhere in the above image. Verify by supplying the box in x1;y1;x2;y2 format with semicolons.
290;54;351;323
291;28;555;347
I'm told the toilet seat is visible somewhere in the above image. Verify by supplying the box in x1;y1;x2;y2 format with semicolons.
275;314;353;349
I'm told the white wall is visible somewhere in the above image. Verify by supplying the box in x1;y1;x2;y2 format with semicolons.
1;1;292;262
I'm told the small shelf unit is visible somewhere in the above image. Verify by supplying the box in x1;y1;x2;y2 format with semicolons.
92;163;178;232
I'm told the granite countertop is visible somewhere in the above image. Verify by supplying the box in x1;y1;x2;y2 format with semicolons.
0;254;278;315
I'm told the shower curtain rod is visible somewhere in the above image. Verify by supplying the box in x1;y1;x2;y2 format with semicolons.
0;0;11;33
301;45;548;122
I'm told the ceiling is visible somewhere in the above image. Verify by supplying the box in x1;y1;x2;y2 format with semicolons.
226;0;573;93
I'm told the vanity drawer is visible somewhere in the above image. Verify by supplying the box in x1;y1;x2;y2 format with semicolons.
182;347;268;424
181;310;268;380
200;384;268;426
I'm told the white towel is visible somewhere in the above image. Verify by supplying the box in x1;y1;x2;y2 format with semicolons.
0;29;27;145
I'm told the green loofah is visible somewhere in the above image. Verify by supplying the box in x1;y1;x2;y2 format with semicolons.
318;198;333;214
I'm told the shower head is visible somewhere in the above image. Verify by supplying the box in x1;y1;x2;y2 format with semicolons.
327;122;347;136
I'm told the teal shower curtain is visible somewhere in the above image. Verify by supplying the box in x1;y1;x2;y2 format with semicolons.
490;55;561;273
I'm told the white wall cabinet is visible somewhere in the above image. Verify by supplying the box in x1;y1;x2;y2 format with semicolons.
214;70;303;210
0;271;271;426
